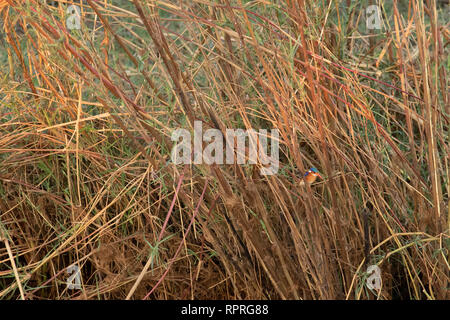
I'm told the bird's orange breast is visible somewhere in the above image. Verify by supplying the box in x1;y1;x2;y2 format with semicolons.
304;173;318;183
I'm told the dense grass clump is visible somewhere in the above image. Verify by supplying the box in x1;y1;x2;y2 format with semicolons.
0;0;448;299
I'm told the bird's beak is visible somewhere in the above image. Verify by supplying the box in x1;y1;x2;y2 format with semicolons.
316;173;323;179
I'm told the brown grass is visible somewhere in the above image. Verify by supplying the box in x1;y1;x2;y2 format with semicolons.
0;0;448;299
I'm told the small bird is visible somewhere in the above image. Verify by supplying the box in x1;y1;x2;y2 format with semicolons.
300;167;322;185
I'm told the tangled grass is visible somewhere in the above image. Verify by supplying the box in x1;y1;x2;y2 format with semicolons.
0;0;448;299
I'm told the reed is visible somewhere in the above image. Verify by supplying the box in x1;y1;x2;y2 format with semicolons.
0;0;448;300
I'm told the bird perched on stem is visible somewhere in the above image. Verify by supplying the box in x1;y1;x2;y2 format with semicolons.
300;167;322;186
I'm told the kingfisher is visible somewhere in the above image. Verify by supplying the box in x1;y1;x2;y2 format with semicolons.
301;167;322;185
